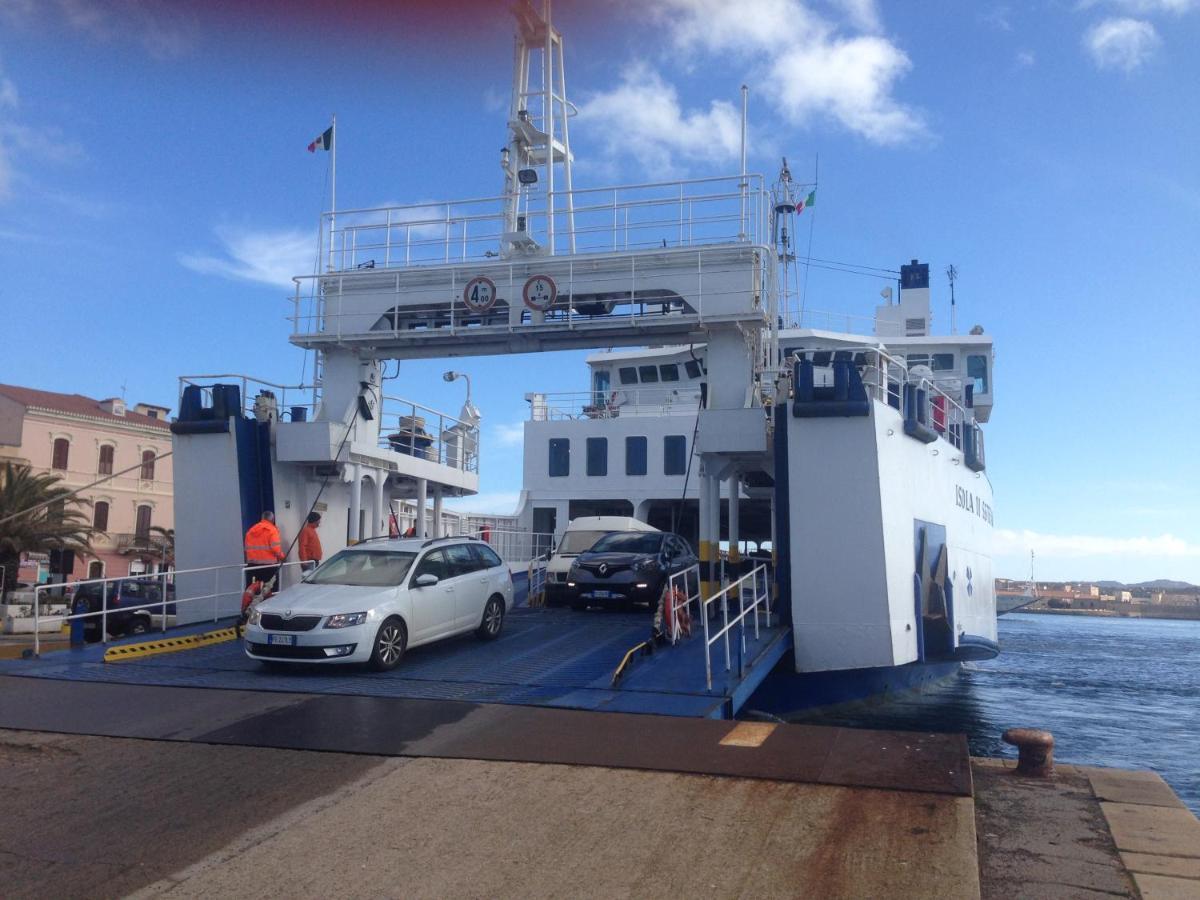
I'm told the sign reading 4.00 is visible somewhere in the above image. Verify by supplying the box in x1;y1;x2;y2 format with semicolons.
462;276;497;313
522;274;557;312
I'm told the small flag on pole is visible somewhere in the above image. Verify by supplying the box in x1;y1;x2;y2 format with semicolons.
797;190;816;213
307;125;333;153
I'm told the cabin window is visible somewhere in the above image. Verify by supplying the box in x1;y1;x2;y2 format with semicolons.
51;438;69;471
907;354;930;369
812;351;832;367
98;444;114;475
932;353;955;371
592;369;611;405
586;437;608;476
664;435;687;476
684;360;703;379
659;364;680;382
92;501;109;532
638;365;659;383
548;438;570;477
618;367;638;385
967;355;989;395
625;436;647;476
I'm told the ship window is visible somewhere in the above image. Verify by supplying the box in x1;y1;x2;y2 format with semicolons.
812;351;831;367
549;438;570;477
618;367;638;385
625;436;647;476
907;354;930;369
586;437;607;477
967;355;989;395
684;360;703;379
664;435;687;476
932;353;955;371
592;369;611;404
638;365;659;383
659;364;680;382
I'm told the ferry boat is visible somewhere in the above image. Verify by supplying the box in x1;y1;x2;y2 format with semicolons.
167;0;997;715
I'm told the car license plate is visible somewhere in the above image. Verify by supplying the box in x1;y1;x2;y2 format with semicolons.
592;590;611;599
268;634;296;646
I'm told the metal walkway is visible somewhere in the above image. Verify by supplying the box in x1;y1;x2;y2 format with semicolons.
0;607;791;720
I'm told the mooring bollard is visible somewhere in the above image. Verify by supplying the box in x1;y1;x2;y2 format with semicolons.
1002;728;1055;777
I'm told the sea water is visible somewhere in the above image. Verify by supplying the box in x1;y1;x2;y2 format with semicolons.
789;612;1200;813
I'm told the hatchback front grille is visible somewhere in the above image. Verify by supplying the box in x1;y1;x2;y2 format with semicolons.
260;614;321;632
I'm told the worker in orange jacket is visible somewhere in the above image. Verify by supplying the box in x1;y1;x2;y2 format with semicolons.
244;511;286;591
299;512;323;572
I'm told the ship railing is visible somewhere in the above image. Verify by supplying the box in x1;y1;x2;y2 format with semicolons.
666;564;702;646
288;245;773;340
527;387;703;421
311;173;769;273
701;563;771;691
466;528;555;565
179;374;321;422
379;395;480;473
29;561;310;657
789;307;890;335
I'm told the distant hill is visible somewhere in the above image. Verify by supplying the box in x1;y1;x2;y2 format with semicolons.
1091;579;1199;592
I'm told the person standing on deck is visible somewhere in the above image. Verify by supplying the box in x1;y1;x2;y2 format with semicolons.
244;511;286;592
299;512;323;572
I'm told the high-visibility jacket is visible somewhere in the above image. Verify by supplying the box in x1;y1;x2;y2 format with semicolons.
245;520;285;564
298;523;322;563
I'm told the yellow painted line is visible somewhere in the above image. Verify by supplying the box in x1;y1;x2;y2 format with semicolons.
611;640;651;687
103;627;239;663
719;722;778;748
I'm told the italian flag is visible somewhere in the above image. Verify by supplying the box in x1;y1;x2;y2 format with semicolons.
307;125;333;153
797;190;816;213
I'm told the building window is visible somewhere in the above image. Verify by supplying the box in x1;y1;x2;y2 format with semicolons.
638;365;659;383
135;505;152;540
48;500;64;524
98;444;114;475
586;437;607;476
140;450;156;481
92;501;109;532
664;435;687;476
548;438;570;477
625;436;647;476
87;560;104;580
51;438;69;471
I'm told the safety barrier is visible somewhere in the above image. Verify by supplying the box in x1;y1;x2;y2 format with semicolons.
102;627;239;663
32;560;309;657
666;564;701;645
701;564;771;690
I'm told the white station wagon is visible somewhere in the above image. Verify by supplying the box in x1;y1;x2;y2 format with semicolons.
244;536;514;670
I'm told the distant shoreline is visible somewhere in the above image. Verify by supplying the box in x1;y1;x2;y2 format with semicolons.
1016;606;1200;622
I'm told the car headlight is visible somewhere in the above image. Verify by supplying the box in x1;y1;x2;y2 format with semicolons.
248;607;262;626
324;611;368;629
634;558;660;572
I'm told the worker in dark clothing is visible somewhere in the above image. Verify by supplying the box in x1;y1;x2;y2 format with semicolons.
299;512;323;572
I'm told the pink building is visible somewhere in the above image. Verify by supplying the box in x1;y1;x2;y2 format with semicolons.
0;384;174;583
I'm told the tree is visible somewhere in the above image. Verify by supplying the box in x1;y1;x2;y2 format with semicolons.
149;525;175;568
0;462;92;596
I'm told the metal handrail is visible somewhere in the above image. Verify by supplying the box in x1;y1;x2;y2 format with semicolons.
528;387;703;421
701;564;771;690
666;563;701;645
30;560;309;657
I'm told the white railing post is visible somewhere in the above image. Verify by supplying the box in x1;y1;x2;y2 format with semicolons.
100;581;108;645
33;585;41;657
161;569;169;633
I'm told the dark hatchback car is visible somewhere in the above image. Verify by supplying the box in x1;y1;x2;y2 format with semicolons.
74;579;163;642
566;531;696;610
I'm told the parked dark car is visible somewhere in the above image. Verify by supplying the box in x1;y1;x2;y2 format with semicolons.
74;579;159;642
566;531;697;610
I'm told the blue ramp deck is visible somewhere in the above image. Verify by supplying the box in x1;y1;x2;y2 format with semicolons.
0;607;792;720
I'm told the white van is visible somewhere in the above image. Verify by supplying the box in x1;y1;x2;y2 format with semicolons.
545;516;659;604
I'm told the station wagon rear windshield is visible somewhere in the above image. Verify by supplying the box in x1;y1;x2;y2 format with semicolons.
589;532;663;554
305;550;416;587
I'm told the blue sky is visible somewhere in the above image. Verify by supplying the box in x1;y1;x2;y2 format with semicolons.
1;0;1198;583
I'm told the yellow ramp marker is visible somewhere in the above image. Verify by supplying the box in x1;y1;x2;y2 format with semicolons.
719;722;777;748
103;627;239;663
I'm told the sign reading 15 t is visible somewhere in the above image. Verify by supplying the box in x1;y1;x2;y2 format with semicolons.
955;486;993;526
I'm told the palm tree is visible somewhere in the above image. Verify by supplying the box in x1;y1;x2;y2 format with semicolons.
0;462;92;596
149;525;175;568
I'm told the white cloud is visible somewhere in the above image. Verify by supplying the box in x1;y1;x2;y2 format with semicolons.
578;63;743;177
1083;17;1161;70
995;528;1200;560
1078;0;1196;13
1016;50;1036;67
581;0;926;166
0;59;83;201
491;421;525;448
180;226;316;290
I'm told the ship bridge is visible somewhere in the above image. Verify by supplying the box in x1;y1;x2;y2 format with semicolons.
288;175;773;360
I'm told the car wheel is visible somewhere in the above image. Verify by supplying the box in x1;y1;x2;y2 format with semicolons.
128;616;151;636
476;595;505;640
368;617;407;671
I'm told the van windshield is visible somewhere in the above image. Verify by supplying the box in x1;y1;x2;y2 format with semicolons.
589;532;663;555
305;550;416;587
557;530;610;555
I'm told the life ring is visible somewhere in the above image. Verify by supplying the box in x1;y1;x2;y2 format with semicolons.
662;586;691;642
